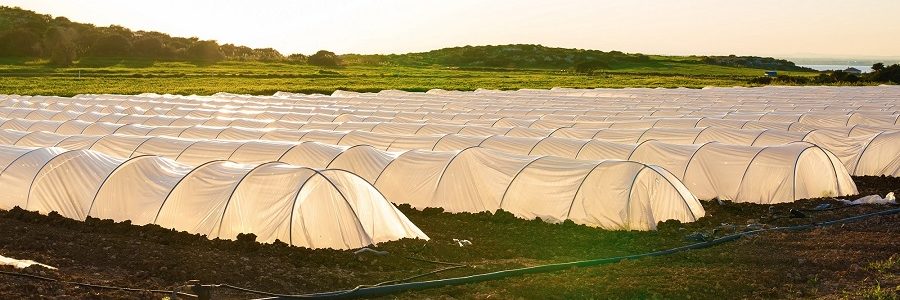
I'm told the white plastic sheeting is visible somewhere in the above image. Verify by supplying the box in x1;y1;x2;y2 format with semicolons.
375;148;703;229
839;192;896;205
1;86;896;230
0;127;859;203
0;145;427;249
2;86;899;126
0;130;705;230
0;106;897;177
0;254;56;269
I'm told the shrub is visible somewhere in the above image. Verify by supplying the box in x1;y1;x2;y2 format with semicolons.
89;34;132;57
287;53;307;63
186;40;225;63
0;28;43;57
866;63;900;83
132;37;169;58
43;27;77;66
307;50;341;67
49;45;76;66
749;76;773;84
573;60;609;75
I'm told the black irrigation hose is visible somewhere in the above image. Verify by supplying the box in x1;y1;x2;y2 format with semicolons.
217;284;289;297
256;206;900;300
0;250;466;299
220;265;467;299
798;202;884;212
0;270;197;298
370;265;467;287
218;258;468;298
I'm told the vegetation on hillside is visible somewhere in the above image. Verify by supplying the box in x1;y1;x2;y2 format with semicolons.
701;55;815;71
0;6;296;65
342;44;651;70
0;59;765;96
5;5;898;95
0;6;820;75
750;63;900;85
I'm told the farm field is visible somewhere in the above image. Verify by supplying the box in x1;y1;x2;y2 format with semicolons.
0;58;813;96
0;86;898;299
0;177;898;299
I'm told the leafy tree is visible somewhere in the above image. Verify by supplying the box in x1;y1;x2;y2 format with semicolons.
749;76;773;84
307;50;341;67
872;63;884;71
813;73;834;84
832;70;860;83
866;64;900;83
702;55;813;71
287;53;307;62
89;33;132;57
220;43;253;59
252;48;284;61
186;40;224;62
132;37;168;58
49;44;76;66
0;28;43;56
44;26;77;66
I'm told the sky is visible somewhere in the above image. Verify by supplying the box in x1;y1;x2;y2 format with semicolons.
2;0;899;58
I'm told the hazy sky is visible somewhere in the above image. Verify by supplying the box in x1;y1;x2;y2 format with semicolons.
2;0;899;58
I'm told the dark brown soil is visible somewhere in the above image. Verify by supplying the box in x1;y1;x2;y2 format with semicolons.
1;176;898;299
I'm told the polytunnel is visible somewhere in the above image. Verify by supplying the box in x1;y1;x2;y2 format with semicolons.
0;126;864;203
2;110;897;178
0;130;705;229
5;103;899;136
2;105;898;154
545;126;900;176
2;104;896;141
627;141;857;203
323;131;858;203
5;87;900;123
0;145;428;250
373;147;703;230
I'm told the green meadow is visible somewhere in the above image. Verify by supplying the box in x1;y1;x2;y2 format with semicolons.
0;57;814;96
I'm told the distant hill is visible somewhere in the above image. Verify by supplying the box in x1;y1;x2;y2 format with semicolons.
341;44;652;69
342;45;823;73
700;55;815;72
1;6;816;72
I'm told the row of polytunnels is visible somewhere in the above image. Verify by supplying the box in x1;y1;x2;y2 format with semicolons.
0;114;896;177
2;97;899;127
0;124;857;204
0;87;896;249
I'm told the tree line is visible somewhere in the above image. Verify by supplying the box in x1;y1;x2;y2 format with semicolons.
750;63;900;85
342;44;651;71
700;55;815;72
0;6;342;66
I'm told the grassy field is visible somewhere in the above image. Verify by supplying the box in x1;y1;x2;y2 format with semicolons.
0;58;816;96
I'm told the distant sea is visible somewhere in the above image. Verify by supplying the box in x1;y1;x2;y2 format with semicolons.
798;65;873;73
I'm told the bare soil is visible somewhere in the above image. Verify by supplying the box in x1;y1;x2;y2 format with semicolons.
1;176;898;299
